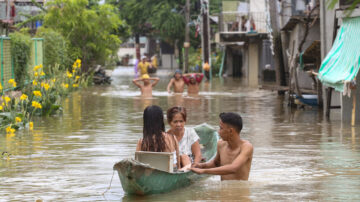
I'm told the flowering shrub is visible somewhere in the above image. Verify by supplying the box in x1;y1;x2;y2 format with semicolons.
0;59;86;134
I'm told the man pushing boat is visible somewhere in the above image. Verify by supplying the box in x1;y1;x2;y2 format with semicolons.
191;112;253;180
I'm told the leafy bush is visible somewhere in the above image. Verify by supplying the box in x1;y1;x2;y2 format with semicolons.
43;0;125;71
9;32;32;87
35;27;71;73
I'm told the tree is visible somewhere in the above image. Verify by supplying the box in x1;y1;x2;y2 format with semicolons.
43;0;127;71
328;0;360;14
108;0;188;62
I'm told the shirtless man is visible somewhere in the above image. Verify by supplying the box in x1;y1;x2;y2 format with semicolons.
183;73;204;95
132;74;159;97
191;112;253;180
167;70;185;94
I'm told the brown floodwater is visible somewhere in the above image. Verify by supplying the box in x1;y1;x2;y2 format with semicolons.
1;67;359;201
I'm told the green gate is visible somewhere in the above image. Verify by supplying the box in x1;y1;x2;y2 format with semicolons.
0;37;14;90
29;38;44;70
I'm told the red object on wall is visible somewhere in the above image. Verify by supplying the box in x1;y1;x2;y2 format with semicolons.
10;5;16;18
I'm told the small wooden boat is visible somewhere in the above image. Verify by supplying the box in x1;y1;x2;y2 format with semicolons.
113;123;219;195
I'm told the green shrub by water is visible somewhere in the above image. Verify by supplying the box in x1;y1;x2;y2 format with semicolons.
35;28;71;73
9;32;32;87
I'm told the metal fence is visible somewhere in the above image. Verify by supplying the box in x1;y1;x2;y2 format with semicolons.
0;37;14;89
0;37;43;91
220;11;268;33
29;38;43;70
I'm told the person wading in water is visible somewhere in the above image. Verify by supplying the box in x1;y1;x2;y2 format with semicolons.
132;74;159;97
191;112;253;180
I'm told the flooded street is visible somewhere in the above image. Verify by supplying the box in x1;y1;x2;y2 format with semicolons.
1;67;360;201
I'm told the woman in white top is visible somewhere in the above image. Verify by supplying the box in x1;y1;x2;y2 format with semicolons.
136;105;180;169
166;106;201;169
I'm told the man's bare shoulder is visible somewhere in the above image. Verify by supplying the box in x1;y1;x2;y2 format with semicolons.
241;140;254;153
217;139;228;148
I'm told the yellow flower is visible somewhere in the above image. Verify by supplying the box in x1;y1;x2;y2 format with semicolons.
0;83;2;91
8;79;15;84
75;76;80;81
44;83;50;91
6;126;15;134
72;84;79;88
32;101;42;109
8;79;16;87
20;94;28;101
40;71;45;76
34;72;39;77
34;65;41;71
62;83;69;89
73;59;82;69
33;91;42;97
39;64;43;69
15;117;21;123
66;71;73;78
4;96;11;104
29;122;33;130
52;78;56;83
33;80;38;86
0;106;3;110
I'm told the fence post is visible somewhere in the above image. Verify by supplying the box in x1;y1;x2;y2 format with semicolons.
1;37;3;87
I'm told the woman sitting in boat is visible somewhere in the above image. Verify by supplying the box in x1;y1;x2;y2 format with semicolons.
136;105;181;169
166;106;202;170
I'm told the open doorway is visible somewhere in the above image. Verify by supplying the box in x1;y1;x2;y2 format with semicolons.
233;53;243;77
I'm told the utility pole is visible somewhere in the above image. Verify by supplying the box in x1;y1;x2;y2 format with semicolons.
201;0;211;79
184;0;190;73
268;0;285;87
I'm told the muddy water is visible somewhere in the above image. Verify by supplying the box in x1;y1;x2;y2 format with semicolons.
0;67;359;201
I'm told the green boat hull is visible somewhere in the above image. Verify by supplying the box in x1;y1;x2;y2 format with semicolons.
113;123;219;195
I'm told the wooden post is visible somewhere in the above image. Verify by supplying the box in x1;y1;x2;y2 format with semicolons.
201;0;211;79
135;34;141;61
184;0;190;73
326;87;333;117
352;90;356;126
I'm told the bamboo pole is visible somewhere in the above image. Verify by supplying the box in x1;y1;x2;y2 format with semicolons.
351;90;356;126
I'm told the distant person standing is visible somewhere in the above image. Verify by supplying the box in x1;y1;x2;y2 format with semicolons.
167;70;185;94
183;73;204;95
137;56;151;77
133;74;159;97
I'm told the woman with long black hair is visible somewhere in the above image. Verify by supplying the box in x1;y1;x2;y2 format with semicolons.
136;105;181;169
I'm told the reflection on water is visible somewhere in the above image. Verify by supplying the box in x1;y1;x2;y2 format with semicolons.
0;67;359;201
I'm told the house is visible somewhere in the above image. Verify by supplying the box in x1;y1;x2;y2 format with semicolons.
0;0;45;35
218;0;273;87
278;0;329;106
318;0;360;124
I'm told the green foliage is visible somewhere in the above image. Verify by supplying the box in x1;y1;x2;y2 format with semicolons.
35;28;71;73
188;47;202;72
209;0;222;14
9;32;32;87
150;3;185;43
327;0;360;15
43;0;126;71
211;49;223;76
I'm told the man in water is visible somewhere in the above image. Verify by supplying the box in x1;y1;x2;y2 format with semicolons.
167;69;185;94
132;74;159;97
183;73;204;95
137;56;151;77
191;112;253;181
